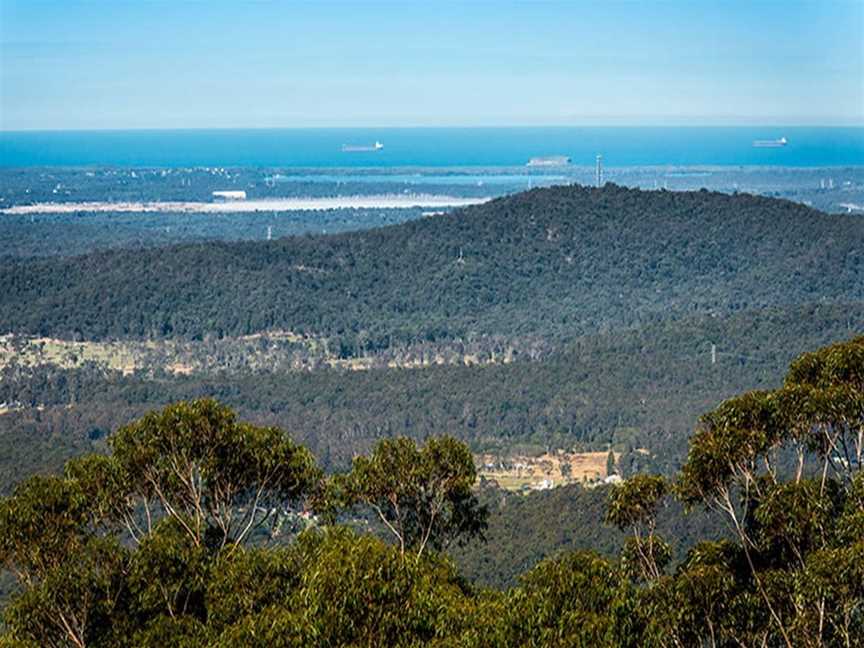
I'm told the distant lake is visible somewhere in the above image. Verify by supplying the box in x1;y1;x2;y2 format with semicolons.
1;127;862;168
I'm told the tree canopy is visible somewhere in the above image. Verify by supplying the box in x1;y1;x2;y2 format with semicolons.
1;335;863;646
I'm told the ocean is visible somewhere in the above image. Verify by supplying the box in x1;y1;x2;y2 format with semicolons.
1;127;862;168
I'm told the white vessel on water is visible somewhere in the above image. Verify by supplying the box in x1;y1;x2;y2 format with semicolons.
342;141;384;152
752;137;787;148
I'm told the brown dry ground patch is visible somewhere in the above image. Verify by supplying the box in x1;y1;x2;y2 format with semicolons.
477;450;620;492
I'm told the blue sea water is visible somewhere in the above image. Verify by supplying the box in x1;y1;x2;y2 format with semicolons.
1;127;862;168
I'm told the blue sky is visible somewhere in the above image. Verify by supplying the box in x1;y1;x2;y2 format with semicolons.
1;0;862;130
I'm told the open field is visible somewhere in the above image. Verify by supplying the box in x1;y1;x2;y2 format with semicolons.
0;333;520;376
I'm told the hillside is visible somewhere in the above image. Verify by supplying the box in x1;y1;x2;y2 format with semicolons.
451;481;728;589
2;183;863;492
1;184;862;347
2;184;863;630
3;302;862;496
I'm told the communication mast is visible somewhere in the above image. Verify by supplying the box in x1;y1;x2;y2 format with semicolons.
595;155;603;188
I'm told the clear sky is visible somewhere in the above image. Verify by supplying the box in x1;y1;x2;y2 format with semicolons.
1;0;862;130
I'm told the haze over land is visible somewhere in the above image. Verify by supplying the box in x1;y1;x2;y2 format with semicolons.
2;1;864;644
3;183;862;484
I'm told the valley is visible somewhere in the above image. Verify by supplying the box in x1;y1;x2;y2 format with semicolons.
1;181;862;603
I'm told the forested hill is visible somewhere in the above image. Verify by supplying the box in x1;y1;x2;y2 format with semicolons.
2;184;861;344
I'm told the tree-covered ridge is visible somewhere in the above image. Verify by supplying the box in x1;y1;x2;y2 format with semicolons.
1;335;862;646
2;303;860;496
1;184;861;345
0;207;430;259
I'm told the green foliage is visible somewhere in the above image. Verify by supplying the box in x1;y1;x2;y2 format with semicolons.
129;615;211;648
0;472;129;646
204;544;301;631
786;335;864;391
619;536;671;583
206;527;481;648
642;540;764;647
836;472;864;543
0;475;104;582
2;185;861;346
606;449;616;477
3;302;862;501
504;550;642;647
671;335;864;647
275;528;460;646
336;436;486;556
797;542;864;646
606;475;670;580
606;475;668;531
2;538;128;648
127;519;211;621
109;399;322;548
1;335;863;646
752;478;841;566
676;390;779;506
452;481;726;590
62;454;130;528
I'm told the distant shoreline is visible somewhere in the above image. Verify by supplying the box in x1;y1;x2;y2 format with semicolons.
0;195;492;215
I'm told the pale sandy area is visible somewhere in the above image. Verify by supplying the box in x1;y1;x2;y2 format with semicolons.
1;195;491;215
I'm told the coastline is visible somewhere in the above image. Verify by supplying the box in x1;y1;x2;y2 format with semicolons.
0;194;492;215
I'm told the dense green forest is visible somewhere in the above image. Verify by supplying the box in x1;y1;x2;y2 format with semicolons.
2;184;862;345
0;305;854;597
3;303;861;495
0;208;429;259
1;336;862;646
452;481;728;589
1;184;862;641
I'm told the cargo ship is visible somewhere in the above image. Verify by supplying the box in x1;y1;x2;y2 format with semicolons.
342;141;384;152
752;137;787;148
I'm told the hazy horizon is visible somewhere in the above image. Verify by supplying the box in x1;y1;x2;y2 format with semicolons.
3;123;864;134
2;0;862;131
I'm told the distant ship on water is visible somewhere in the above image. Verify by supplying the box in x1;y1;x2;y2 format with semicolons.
342;141;384;152
752;137;788;148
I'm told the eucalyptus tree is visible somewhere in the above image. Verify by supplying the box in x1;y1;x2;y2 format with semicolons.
0;475;129;648
676;335;864;647
108;399;322;549
336;436;486;557
605;474;671;582
0;400;323;647
503;550;643;648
